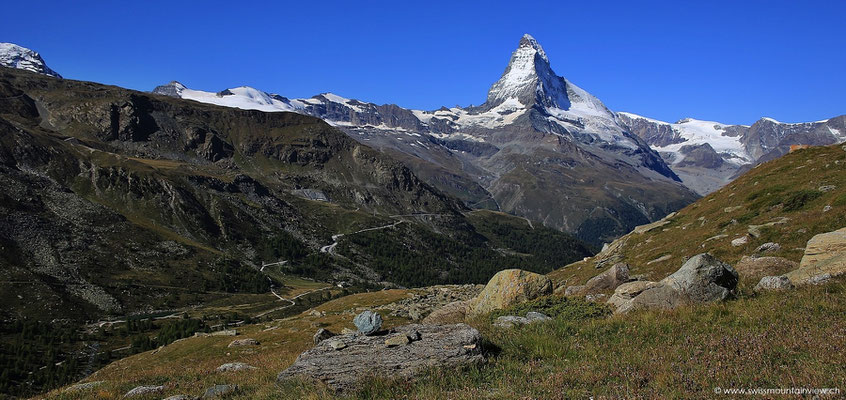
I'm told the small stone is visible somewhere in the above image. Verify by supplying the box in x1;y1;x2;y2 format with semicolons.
203;384;238;398
163;396;194;400
754;276;794;292
384;334;410;347
526;311;551;321
309;310;325;317
124;385;164;398
227;338;259;347
818;185;836;192
808;273;832;285
755;242;780;253
328;340;347;350
216;362;256;372
313;328;336;345
493;315;530;328
731;236;749;247
353;310;383;335
65;381;105;392
341;328;357;335
823;205;832;212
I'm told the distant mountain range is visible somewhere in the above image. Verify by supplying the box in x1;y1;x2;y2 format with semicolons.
3;37;845;243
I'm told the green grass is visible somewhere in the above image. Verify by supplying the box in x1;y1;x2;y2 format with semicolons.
335;278;846;399
488;295;610;321
550;144;846;288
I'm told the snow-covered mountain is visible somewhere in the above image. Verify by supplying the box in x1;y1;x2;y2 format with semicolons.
618;112;846;194
0;43;61;78
155;34;698;244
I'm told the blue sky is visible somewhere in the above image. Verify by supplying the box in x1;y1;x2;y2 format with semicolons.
3;0;844;125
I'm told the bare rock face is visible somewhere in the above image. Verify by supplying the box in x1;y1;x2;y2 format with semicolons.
617;254;738;313
277;323;484;391
466;269;552;317
785;227;846;285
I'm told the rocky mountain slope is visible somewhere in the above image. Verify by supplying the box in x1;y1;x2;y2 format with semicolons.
550;143;846;290
154;35;700;245
0;65;594;327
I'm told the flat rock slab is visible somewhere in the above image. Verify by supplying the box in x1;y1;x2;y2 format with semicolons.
217;362;256;372
786;227;846;285
277;323;484;391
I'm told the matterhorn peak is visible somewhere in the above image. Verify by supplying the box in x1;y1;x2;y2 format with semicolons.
484;34;569;111
0;43;62;78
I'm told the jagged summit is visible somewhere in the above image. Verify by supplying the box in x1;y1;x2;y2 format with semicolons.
484;33;569;110
0;43;62;78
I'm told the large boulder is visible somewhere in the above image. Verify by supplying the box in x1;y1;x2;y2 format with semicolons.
565;263;631;296
466;269;552;316
617;254;738;313
277;323;484;391
421;300;471;325
734;256;799;281
785;227;846;285
353;311;383;335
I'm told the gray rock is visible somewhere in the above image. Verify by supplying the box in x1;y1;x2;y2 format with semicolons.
493;316;531;328
566;263;631;296
754;276;794;292
65;381;105;392
606;281;658;309
202;384;238;398
618;254;738;313
755;242;781;253
277;323;483;391
526;311;551;321
384;334;410;347
353;310;383;335
808;273;832;285
124;385;164;397
163;396;195;400
731;236;749;246
819;185;836;192
227;338;259;347
328;340;347;350
216;362;256;372
562;285;586;296
313;328;336;345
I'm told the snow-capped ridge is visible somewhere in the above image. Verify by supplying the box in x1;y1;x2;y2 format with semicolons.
0;43;62;78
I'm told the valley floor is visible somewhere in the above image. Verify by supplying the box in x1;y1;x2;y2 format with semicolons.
43;278;846;399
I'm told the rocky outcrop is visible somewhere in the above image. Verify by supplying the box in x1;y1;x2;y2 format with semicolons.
277;323;484;391
785;227;846;285
313;328;336;345
466;269;552;316
617;254;738;313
